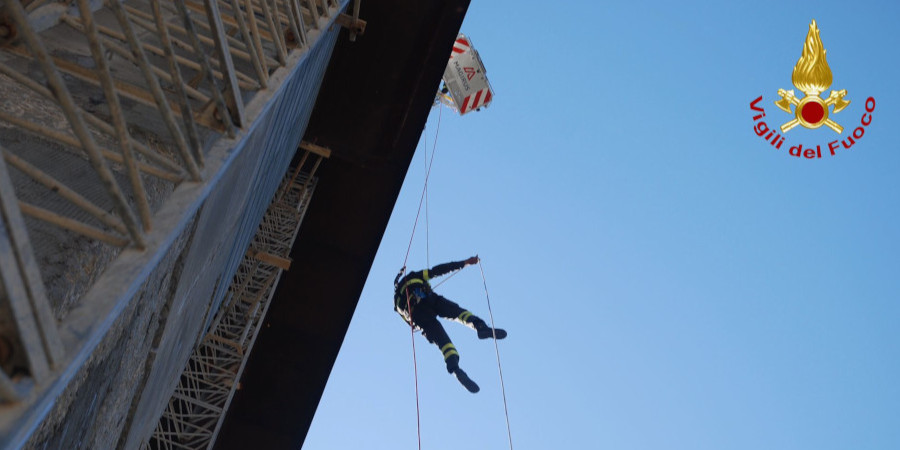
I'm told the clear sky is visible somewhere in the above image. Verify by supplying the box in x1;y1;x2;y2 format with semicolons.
303;1;900;449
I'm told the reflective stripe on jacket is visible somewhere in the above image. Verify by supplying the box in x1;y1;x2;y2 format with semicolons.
393;260;467;311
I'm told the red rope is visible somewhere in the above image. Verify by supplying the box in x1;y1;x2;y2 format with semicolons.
402;106;441;269
405;288;422;450
424;128;430;268
425;105;442;267
400;106;442;450
478;259;514;450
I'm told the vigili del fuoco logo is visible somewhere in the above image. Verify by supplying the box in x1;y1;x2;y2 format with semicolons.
750;20;875;159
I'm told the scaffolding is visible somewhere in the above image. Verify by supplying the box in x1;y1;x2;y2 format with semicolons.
147;150;323;449
0;0;354;445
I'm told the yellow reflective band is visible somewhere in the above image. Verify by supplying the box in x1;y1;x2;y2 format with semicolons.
459;311;473;322
423;269;430;281
400;278;424;294
441;343;456;353
443;349;459;360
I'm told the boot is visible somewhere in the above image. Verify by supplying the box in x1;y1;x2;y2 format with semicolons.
470;317;507;340
452;366;480;393
476;325;507;340
445;354;460;373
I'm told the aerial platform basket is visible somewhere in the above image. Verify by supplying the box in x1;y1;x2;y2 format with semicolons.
440;34;494;115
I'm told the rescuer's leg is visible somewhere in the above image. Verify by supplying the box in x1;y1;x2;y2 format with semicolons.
412;311;458;372
431;294;507;340
412;304;479;393
449;364;479;394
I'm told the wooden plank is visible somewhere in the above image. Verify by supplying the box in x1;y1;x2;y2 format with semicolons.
298;141;331;158
66;13;259;90
336;13;366;37
0;47;194;177
60;16;212;105
246;248;291;270
3;150;128;235
0;109;183;183
18;202;130;247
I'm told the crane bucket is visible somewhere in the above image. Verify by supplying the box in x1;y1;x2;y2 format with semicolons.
441;34;494;115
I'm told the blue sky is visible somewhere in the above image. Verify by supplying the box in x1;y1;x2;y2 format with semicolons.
303;1;900;449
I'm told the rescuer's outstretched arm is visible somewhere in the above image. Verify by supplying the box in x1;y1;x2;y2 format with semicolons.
429;256;479;278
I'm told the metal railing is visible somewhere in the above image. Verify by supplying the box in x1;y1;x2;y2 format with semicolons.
0;0;338;249
0;0;342;410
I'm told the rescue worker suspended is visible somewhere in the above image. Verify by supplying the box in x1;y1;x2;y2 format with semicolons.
394;256;507;393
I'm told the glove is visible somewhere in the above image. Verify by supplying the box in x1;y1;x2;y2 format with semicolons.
464;256;479;266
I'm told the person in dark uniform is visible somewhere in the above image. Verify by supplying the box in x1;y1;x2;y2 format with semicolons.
394;256;507;393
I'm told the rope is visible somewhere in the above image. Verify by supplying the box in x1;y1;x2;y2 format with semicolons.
430;266;460;290
405;288;422;450
402;106;441;268
400;106;512;450
400;106;442;450
478;259;514;450
425;105;442;268
423;125;429;267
